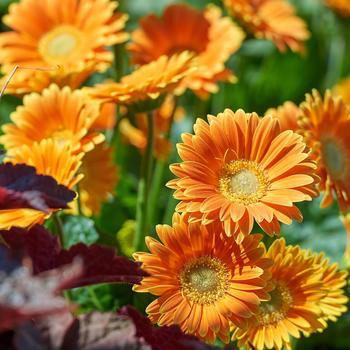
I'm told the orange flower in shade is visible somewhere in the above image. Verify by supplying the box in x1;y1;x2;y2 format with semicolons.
128;4;245;98
265;101;301;132
325;0;350;17
300;89;350;212
0;209;49;231
307;251;349;328
77;143;118;216
223;0;310;53
85;52;195;106
91;103;116;131
7;139;84;189
0;84;104;153
233;238;348;350
120;95;184;160
0;0;128;94
3;140;83;229
167;109;318;241
333;76;350;105
133;213;271;343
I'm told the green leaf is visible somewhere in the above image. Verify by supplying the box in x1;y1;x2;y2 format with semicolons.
63;216;99;249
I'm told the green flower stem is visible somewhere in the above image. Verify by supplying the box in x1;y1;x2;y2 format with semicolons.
147;96;178;234
134;111;155;252
76;183;83;216
53;213;65;248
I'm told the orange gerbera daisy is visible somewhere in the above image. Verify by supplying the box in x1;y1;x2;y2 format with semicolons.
120;95;184;160
233;238;348;350
325;0;350;17
85;52;195;107
6;139;84;189
77;143;118;216
265;101;301;132
223;0;310;53
128;4;244;98
0;84;104;153
333;76;350;105
307;251;349;328
91;103;116;131
0;0;128;94
167;109;318;241
300;89;350;212
133;213;270;343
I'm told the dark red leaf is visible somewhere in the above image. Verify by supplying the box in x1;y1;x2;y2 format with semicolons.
58;244;147;288
0;225;60;273
0;330;15;350
0;246;82;332
14;312;149;350
1;225;148;288
0;163;75;211
118;306;230;350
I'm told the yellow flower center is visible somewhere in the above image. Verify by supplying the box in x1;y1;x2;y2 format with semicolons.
51;129;74;147
180;256;229;305
321;138;348;180
39;26;84;64
256;281;293;326
219;160;269;205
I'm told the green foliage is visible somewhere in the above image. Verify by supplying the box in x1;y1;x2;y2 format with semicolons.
62;216;99;248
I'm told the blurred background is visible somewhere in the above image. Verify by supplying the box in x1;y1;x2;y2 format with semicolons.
1;0;349;349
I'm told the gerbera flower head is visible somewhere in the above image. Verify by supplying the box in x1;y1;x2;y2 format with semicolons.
265;101;301;132
128;4;245;98
0;0;128;94
0;84;104;153
86;52;195;110
167;109;318;241
133;213;271;343
91;103;116;131
300;89;350;212
233;238;348;350
223;0;310;53
0;163;75;230
325;0;350;17
307;251;349;328
6;138;84;189
77;143;118;216
120;95;184;160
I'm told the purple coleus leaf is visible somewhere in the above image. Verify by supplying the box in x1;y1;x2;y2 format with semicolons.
118;306;231;350
0;246;82;332
1;225;148;288
0;163;75;211
14;312;150;350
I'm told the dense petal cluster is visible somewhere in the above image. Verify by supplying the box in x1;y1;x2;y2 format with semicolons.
6;139;84;189
300;89;350;212
168;109;318;241
0;84;104;153
0;0;128;94
224;0;310;52
85;52;195;107
128;4;245;98
265;101;301;132
77;143;118;216
233;238;348;350
133;213;270;342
